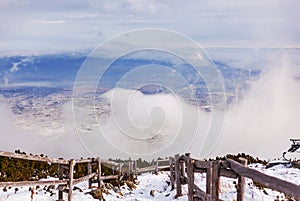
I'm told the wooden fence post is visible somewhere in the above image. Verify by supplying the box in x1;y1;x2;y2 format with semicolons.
169;157;175;190
206;162;213;201
118;163;122;177
87;162;92;189
237;158;247;201
134;160;137;178
68;159;75;201
175;154;182;197
186;154;194;201
212;161;220;201
58;164;64;201
97;158;102;188
128;161;131;180
180;160;185;181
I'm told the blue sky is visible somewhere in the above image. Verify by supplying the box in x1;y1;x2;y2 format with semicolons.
0;0;299;55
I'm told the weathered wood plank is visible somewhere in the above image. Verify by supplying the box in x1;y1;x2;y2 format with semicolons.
227;159;300;200
134;160;137;176
0;151;119;166
0;179;68;188
194;184;207;201
206;167;213;196
175;154;182;197
128;161;132;180
101;159;119;167
186;158;195;201
73;173;97;185
169;157;175;190
101;175;119;180
195;182;224;201
212;161;220;201
134;165;170;174
135;166;156;173
118;163;122;176
237;158;247;201
180;161;185;181
194;160;212;169
91;159;119;167
97;158;102;188
0;151;69;164
68;159;75;201
87;162;92;188
158;165;170;170
58;164;64;200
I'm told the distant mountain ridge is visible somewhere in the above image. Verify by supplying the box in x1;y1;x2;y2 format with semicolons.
0;54;260;89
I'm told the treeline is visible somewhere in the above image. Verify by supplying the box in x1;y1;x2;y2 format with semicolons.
108;157;169;168
109;153;270;168
108;157;152;168
0;150;114;182
0;156;57;182
213;153;268;165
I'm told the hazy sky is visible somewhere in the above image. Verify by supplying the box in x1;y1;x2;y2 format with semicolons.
0;0;299;55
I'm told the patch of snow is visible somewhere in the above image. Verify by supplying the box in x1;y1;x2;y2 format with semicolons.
0;163;299;201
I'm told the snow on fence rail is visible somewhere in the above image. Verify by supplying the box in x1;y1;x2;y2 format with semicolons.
0;151;123;201
170;153;300;201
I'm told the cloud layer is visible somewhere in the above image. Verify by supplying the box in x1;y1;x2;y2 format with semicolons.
0;0;299;55
211;53;300;159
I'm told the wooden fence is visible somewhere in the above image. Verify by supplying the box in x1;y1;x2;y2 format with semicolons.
170;153;300;201
0;151;122;201
2;151;299;201
131;158;170;175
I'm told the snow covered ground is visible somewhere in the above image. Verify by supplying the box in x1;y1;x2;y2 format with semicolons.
0;163;299;201
219;163;300;201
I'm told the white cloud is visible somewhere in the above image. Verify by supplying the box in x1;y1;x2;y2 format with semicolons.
0;0;299;55
2;57;34;85
33;20;66;24
9;62;20;73
210;53;300;159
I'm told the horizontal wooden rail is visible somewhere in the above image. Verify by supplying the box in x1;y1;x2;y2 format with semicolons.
135;164;170;174
0;151;69;164
0;179;68;188
0;150;124;201
101;159;120;167
73;173;97;185
136;165;156;173
101;175;119;180
158;165;170;170
0;150;120;167
227;159;300;200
